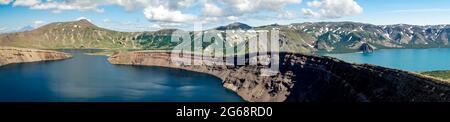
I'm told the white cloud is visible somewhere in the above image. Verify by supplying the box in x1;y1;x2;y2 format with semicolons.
103;18;111;23
307;0;321;7
227;16;238;21
202;17;219;23
0;0;12;5
16;0;200;13
160;23;183;27
222;0;302;13
30;1;106;13
143;5;197;23
148;22;184;30
113;0;141;11
0;27;6;31
76;17;91;22
279;11;296;19
301;8;320;17
13;0;40;6
177;0;197;8
111;0;199;11
5;0;311;26
34;20;45;25
199;0;302;22
302;0;363;19
123;21;133;25
148;24;162;30
203;2;223;17
51;9;63;14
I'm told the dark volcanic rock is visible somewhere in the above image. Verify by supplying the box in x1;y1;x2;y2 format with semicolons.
108;51;450;102
216;22;252;30
360;43;374;53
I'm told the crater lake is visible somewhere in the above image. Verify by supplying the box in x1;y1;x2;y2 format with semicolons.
325;48;450;72
0;50;243;102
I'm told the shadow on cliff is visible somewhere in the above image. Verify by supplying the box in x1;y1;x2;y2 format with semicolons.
279;52;450;102
108;51;450;102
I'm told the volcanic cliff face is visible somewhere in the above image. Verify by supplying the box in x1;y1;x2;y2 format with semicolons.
0;47;72;66
108;51;450;102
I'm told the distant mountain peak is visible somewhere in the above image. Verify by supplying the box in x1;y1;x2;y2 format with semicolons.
76;19;90;23
17;25;35;32
229;22;246;25
72;19;95;27
29;19;98;33
216;22;252;30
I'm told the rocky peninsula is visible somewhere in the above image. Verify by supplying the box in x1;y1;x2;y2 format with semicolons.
0;47;72;67
108;51;450;102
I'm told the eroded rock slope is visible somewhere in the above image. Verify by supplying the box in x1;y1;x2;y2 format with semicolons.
108;51;450;102
0;47;71;66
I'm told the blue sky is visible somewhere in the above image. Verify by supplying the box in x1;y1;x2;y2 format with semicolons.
1;0;450;32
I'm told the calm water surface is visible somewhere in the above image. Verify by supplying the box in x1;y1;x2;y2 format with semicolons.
326;48;450;72
0;50;243;102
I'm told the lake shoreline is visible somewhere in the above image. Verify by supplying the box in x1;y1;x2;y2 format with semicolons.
0;50;243;102
108;51;450;102
3;47;450;102
324;48;450;72
0;47;72;67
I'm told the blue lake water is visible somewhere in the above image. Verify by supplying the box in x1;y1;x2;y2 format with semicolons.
0;50;243;102
325;48;450;72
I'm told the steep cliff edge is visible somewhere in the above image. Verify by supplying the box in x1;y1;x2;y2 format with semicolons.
108;51;450;102
0;47;72;66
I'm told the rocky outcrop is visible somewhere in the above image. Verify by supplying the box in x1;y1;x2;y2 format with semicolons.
108;51;450;102
0;47;72;66
216;22;252;30
360;43;375;53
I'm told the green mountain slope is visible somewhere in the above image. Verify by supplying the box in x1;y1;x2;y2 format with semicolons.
1;20;449;54
0;19;141;49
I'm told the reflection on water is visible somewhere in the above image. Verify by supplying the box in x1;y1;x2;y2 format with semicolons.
325;48;450;72
0;50;243;102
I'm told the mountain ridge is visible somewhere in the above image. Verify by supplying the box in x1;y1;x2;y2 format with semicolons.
0;20;449;53
215;22;252;30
